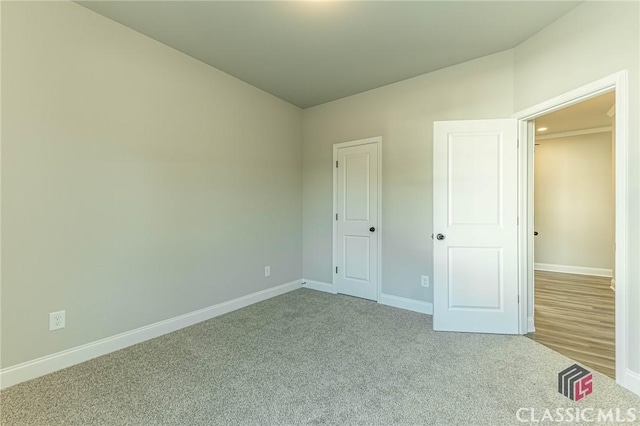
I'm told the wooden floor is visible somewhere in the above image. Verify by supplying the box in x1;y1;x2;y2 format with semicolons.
526;271;615;379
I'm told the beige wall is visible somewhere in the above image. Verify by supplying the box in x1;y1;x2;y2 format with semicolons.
534;133;614;270
514;0;639;375
302;51;514;302
1;2;302;368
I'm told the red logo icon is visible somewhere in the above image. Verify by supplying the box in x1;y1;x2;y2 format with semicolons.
558;364;593;401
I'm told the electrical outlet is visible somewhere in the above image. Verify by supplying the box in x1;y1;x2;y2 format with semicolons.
421;275;430;288
265;266;271;277
49;310;65;331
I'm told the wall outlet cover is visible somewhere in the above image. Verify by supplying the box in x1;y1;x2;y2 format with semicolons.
49;310;66;331
421;275;430;288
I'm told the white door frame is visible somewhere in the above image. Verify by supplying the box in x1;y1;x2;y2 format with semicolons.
514;71;630;390
332;136;382;301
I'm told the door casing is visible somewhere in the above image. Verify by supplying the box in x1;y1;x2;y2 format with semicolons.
333;137;382;301
514;70;631;392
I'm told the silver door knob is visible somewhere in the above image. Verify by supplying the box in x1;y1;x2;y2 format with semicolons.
436;233;445;240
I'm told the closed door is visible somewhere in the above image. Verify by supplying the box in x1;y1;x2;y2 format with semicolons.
433;119;519;334
334;141;379;301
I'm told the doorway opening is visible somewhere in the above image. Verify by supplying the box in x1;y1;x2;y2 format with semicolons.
516;71;629;391
526;91;616;378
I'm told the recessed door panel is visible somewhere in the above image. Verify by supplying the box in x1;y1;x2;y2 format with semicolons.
344;154;370;221
448;247;502;311
344;235;370;281
449;134;502;226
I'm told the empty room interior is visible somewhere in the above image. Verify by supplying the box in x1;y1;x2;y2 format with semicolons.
1;1;639;424
527;92;618;379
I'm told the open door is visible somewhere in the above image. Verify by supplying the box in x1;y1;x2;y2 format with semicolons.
433;119;519;334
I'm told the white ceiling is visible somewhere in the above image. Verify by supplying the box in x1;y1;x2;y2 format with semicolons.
77;1;581;108
536;91;615;136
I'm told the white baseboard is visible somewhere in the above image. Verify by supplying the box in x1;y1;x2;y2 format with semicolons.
534;263;613;278
0;279;302;390
623;369;640;396
301;279;336;294
528;316;535;333
378;293;433;315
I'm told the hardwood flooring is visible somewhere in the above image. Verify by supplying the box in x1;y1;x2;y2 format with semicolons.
526;271;615;379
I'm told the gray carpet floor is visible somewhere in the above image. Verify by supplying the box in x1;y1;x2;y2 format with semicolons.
1;288;638;425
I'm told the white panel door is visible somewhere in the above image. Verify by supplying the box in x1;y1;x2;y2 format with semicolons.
433;119;519;334
335;142;378;301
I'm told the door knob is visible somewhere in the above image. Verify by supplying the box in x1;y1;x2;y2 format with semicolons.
436;233;445;240
369;227;376;232
534;231;539;236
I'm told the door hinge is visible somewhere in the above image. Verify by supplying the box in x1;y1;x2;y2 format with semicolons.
517;217;519;225
518;295;520;303
336;213;338;220
336;161;338;168
517;139;520;148
336;266;338;274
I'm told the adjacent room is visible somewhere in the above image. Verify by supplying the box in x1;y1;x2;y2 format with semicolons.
527;92;617;378
1;1;639;424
